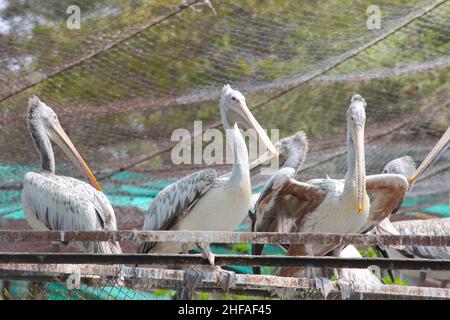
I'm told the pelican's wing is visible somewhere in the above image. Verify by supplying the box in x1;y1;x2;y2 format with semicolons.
253;168;295;233
361;174;408;233
392;218;450;260
371;218;404;251
254;170;327;234
138;169;217;253
251;167;294;274
251;170;326;274
337;245;382;288
22;173;121;253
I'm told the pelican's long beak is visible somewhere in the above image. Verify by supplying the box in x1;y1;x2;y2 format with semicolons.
353;125;366;214
49;123;103;192
408;127;450;185
235;101;278;157
249;149;276;171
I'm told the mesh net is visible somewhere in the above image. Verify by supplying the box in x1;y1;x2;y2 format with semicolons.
0;0;449;299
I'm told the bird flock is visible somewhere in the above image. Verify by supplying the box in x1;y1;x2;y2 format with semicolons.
19;86;450;298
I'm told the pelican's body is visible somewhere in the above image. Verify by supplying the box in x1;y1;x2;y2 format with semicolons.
138;85;277;256
337;245;382;290
301;178;369;237
21;96;121;254
146;124;252;255
375;218;450;283
173;183;251;232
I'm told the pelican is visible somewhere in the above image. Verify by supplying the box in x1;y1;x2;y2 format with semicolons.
371;128;450;286
21;96;121;254
362;126;450;233
335;245;382;295
374;218;450;287
137;85;277;294
251;94;374;278
249;131;309;274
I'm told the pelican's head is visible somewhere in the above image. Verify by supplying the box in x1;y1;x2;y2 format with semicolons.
220;85;278;156
278;131;309;173
384;156;416;192
383;156;416;177
27;95;102;191
347;94;367;213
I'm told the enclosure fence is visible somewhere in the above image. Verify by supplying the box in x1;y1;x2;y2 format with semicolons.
1;230;449;300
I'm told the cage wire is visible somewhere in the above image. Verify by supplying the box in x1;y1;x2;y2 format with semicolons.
0;0;449;299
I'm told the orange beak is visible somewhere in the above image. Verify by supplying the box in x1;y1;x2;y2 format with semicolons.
49;123;103;192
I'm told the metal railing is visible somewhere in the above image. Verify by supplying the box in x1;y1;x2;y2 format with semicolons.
0;230;449;300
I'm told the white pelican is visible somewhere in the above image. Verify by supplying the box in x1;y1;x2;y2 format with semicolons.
138;85;277;293
21;95;121;254
252;94;375;278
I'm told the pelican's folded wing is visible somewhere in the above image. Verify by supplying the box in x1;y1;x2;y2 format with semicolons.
279;178;328;225
138;169;217;253
361;174;408;233
393;218;450;260
22;173;122;253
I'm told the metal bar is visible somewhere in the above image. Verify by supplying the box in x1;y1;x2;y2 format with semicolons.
1;264;449;299
0;230;449;247
0;253;449;270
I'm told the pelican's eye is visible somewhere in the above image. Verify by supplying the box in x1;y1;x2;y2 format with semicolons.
351;115;356;122
383;169;387;173
231;96;237;102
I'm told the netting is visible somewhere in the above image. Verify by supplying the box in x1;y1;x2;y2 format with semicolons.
0;0;449;299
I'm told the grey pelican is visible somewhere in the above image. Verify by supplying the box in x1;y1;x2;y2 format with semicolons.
21;96;121;254
336;245;382;295
371;128;450;287
362;126;450;233
374;218;450;287
252;94;375;278
137;85;277;294
249;131;309;274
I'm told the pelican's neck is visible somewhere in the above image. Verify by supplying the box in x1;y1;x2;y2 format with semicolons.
283;148;305;174
220;103;231;131
225;124;250;189
29;120;55;174
344;127;356;191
